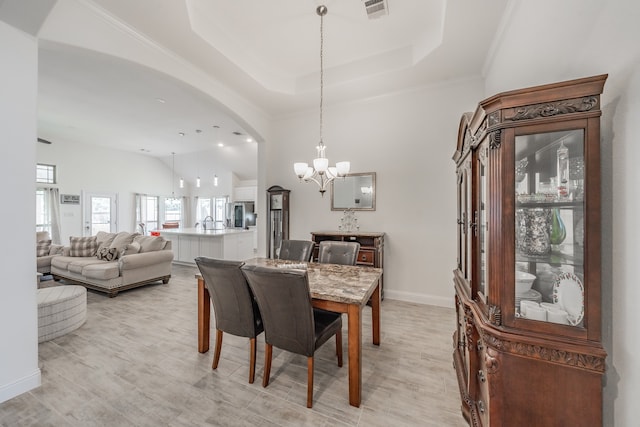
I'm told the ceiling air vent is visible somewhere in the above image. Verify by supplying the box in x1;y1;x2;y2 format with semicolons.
363;0;388;19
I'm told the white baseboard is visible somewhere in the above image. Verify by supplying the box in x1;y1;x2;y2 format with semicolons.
0;368;41;404
384;290;455;308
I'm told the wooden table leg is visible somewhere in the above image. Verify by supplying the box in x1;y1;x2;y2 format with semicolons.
197;277;210;353
371;281;381;346
347;303;362;407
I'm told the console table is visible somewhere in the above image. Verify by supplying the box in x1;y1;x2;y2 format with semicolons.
311;231;385;298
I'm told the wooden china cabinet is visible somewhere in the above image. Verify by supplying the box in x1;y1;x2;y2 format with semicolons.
452;75;607;427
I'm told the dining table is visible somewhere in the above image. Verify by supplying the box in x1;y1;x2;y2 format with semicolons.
196;257;382;408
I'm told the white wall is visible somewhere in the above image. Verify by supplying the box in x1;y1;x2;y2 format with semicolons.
483;1;640;425
267;77;485;305
0;21;41;403
608;63;640;427
37;139;188;242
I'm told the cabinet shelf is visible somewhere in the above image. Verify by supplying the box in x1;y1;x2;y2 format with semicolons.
516;200;583;209
516;248;584;267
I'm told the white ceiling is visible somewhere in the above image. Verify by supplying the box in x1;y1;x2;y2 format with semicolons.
25;0;509;180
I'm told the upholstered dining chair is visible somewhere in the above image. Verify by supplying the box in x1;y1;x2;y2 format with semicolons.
318;241;360;266
277;239;315;262
194;257;263;383
241;264;343;408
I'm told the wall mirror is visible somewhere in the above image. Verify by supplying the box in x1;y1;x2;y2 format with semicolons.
331;172;376;211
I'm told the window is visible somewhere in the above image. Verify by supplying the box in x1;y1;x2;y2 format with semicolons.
214;197;226;222
196;196;228;224
36;189;51;234
136;195;159;234
164;197;182;224
36;164;56;184
196;198;211;224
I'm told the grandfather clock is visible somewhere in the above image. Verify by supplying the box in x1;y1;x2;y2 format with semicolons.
266;185;290;258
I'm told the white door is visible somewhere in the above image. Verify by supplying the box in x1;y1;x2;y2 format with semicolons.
83;192;118;236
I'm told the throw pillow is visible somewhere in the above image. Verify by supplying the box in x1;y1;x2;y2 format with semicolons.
36;239;52;257
69;236;98;257
49;244;64;256
109;232;139;258
120;241;141;258
134;235;166;253
96;231;117;252
96;247;118;261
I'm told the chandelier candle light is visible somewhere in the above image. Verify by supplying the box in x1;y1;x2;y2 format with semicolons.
294;5;350;196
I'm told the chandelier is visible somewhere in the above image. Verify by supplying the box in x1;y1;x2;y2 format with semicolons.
294;5;350;196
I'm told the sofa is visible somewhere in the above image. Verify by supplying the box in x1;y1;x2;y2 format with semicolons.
51;231;174;297
37;231;64;275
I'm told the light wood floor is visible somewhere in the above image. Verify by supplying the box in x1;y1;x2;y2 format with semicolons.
1;264;466;426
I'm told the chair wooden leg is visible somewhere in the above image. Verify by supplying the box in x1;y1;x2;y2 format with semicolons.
249;337;257;384
212;329;223;370
336;330;343;367
263;343;272;388
307;356;314;408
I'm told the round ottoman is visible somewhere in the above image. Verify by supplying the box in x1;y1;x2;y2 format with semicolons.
37;285;87;343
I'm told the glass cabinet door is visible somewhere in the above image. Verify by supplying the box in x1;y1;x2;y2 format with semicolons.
456;157;473;287
514;129;585;328
477;141;489;301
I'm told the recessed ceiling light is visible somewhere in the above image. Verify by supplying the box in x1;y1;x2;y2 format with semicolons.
232;131;243;136
218;143;224;147
155;98;166;103
246;137;253;143
178;132;185;137
196;129;202;133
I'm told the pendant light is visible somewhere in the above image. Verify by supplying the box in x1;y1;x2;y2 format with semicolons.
293;5;350;196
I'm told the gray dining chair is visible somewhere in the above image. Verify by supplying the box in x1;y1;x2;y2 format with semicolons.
277;239;314;262
241;264;343;408
318;241;360;265
194;257;263;384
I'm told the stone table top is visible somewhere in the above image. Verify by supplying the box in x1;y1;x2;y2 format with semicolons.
243;258;382;306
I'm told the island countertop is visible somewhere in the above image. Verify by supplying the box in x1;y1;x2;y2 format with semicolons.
157;227;256;263
156;227;254;237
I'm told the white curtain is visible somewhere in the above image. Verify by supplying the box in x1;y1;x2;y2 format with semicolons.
193;196;200;227
44;187;61;244
135;193;148;234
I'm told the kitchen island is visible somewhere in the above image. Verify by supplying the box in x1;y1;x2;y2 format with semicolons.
157;228;255;264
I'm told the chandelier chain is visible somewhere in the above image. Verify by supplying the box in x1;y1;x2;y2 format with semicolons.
293;5;349;196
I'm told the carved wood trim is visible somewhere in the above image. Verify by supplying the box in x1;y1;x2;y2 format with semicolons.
488;304;502;326
484;346;499;374
488;111;501;126
479;330;606;372
453;350;481;427
478;139;488;163
503;96;599;121
488;130;501;150
463;128;474;156
464;305;475;351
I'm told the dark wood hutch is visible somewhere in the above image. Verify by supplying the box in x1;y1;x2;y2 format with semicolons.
452;75;607;426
